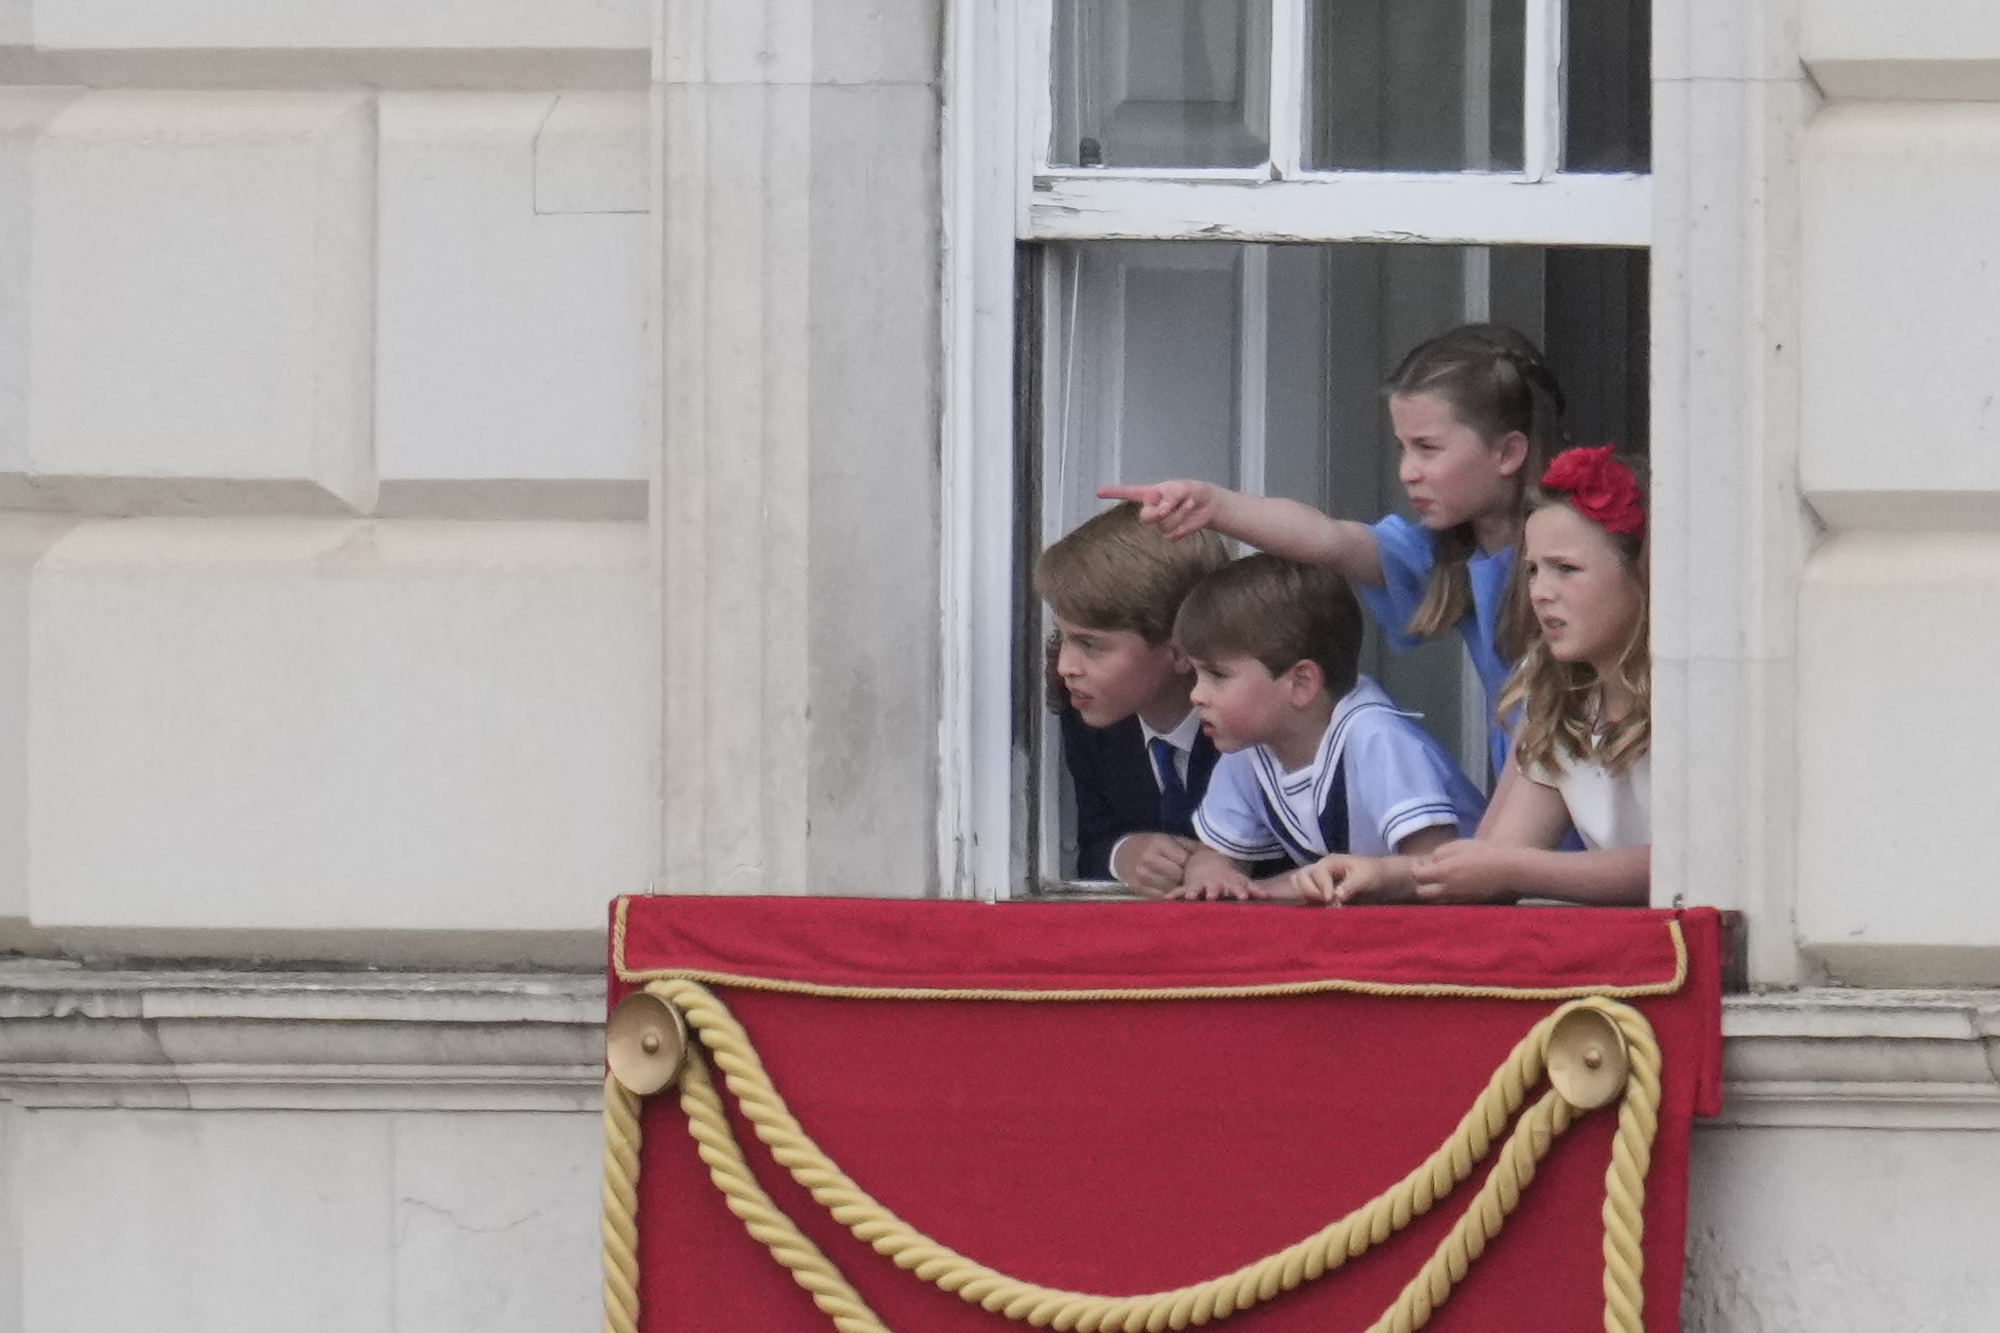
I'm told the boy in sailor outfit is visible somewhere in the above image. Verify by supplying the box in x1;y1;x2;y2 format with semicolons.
1170;554;1486;902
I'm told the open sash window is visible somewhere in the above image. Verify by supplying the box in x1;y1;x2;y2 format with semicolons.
942;0;1653;896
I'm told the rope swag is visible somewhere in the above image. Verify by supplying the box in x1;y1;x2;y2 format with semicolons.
601;984;1661;1333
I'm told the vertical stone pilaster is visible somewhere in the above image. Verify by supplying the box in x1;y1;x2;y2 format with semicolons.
658;72;813;895
655;2;941;895
1650;0;1814;983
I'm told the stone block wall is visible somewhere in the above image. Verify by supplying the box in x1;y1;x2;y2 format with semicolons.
18;2;2000;1330
1795;0;2000;982
1;6;947;1320
0;6;658;961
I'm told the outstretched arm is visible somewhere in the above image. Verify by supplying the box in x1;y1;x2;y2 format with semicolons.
1412;776;1647;906
1097;481;1386;589
1413;842;1648;906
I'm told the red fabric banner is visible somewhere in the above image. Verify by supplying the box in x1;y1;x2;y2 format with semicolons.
612;898;1724;1333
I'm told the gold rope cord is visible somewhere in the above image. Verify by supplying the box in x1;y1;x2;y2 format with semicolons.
601;1074;643;1333
603;983;1663;1333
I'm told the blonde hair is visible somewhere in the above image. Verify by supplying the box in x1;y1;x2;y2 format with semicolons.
1034;503;1227;645
1499;454;1650;778
1384;323;1570;660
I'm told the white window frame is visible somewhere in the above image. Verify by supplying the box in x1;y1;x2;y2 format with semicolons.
943;0;1653;902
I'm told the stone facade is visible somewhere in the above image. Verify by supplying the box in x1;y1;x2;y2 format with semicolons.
3;1;1999;1329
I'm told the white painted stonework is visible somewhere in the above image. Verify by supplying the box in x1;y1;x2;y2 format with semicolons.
1804;0;2000;100
0;518;77;928
1801;103;2000;531
0;90;82;503
1797;535;2000;980
4;967;1998;1333
29;91;376;513
26;518;651;942
0;0;1997;1328
1649;0;1815;988
1791;19;2000;987
375;91;648;516
25;0;650;55
1691;988;2000;1328
655;0;941;899
0;965;605;1333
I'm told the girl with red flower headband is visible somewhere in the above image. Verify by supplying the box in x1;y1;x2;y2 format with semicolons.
1300;446;1650;906
1101;323;1570;785
1398;447;1649;904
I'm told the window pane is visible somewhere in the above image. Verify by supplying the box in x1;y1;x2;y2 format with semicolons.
1030;239;1648;881
1306;0;1525;172
1566;0;1651;172
1050;0;1272;169
1544;248;1648;448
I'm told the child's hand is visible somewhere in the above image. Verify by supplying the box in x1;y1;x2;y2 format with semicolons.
1097;481;1222;541
1166;868;1255;901
1167;847;1255;901
1111;833;1196;898
1411;840;1523;903
1298;854;1403;905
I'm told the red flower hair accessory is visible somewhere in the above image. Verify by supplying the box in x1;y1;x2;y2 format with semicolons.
1540;445;1644;536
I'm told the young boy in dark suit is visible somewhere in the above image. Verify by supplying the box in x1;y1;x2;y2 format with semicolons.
1034;503;1229;894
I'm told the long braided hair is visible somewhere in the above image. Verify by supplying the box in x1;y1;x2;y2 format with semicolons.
1383;323;1570;663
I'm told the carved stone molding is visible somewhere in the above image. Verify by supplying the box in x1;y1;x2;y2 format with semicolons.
0;962;604;1111
5;965;1996;1131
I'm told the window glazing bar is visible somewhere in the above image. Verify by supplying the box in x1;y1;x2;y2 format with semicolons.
1522;0;1565;181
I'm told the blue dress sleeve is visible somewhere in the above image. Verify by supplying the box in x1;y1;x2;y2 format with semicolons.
1353;515;1435;653
1353;517;1523;785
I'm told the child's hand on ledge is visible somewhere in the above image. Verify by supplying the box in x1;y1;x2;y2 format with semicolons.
1111;833;1197;898
1166;846;1255;901
1411;840;1522;903
1298;854;1415;906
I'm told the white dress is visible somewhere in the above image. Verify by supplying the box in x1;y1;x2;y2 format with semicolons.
1525;747;1650;851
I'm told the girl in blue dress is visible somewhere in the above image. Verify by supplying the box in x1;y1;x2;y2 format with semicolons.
1101;323;1571;782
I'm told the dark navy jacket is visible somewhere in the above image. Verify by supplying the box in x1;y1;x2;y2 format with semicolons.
1058;711;1220;880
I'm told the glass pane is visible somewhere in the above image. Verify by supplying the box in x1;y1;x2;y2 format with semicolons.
1307;0;1525;172
1050;0;1272;169
1566;0;1651;171
1543;248;1649;448
1031;239;1648;879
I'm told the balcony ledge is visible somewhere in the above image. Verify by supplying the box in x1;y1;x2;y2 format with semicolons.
2;962;1995;1126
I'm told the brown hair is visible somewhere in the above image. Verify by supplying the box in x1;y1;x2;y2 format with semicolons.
1500;452;1650;778
1385;323;1570;660
1034;502;1228;645
1172;554;1363;702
